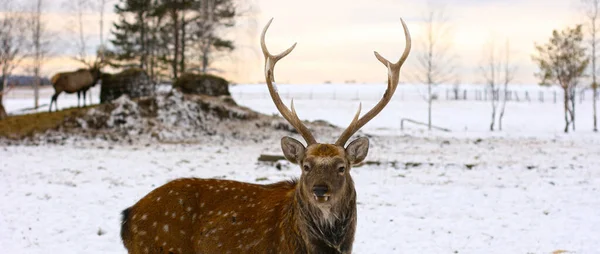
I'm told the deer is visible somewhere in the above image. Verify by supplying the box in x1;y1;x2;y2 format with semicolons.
48;61;102;112
120;18;411;254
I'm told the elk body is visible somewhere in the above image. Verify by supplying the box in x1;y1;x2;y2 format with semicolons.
120;18;411;254
49;67;101;112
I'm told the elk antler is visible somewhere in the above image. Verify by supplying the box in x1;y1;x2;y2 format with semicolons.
335;18;412;146
261;18;317;145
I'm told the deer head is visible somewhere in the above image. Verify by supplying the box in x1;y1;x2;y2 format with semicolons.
261;18;411;209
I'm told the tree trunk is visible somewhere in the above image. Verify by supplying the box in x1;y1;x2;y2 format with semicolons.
498;87;508;131
563;87;570;133
171;10;180;80
594;84;598;132
139;12;147;69
490;89;497;131
570;88;576;131
0;94;7;120
180;14;186;75
427;82;432;130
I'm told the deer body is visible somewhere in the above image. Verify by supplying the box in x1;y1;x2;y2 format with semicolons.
121;18;411;254
49;68;101;112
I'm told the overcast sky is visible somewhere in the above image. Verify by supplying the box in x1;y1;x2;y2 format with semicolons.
37;0;584;85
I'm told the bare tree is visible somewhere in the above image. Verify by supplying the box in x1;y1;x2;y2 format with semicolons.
63;0;91;64
498;40;515;131
412;5;456;130
583;0;599;132
27;0;52;109
480;39;502;131
0;0;27;118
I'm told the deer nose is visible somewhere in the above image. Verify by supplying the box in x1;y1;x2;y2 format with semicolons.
312;185;328;197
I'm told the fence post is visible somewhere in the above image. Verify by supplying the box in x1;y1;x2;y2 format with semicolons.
525;91;530;102
553;91;557;104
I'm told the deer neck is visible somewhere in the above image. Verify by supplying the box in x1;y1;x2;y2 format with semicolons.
290;183;357;254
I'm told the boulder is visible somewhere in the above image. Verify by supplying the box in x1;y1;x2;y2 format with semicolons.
100;68;154;103
173;73;230;96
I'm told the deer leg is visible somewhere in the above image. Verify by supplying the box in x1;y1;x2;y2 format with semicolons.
77;91;82;107
49;93;59;112
83;89;87;107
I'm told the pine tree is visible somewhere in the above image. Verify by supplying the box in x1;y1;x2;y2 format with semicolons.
110;0;238;81
109;0;153;69
533;25;589;133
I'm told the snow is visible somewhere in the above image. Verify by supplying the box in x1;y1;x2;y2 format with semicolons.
1;83;600;253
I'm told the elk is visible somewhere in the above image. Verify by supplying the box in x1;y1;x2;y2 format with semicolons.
48;62;102;112
120;18;411;254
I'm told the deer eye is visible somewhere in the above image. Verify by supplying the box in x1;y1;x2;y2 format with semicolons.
303;165;311;172
338;166;346;174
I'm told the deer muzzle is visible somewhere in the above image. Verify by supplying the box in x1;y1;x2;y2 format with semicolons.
312;185;330;202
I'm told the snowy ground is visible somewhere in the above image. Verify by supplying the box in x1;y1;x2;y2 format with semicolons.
1;84;600;253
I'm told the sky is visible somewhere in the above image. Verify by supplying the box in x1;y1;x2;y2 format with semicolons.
19;0;586;85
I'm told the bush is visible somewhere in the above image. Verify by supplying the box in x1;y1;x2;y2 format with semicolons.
100;68;154;103
173;73;230;96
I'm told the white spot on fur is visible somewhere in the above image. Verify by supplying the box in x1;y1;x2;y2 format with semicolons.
141;214;148;220
163;224;169;232
152;222;157;227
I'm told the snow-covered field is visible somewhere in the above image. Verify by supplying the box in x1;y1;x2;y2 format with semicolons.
1;84;600;253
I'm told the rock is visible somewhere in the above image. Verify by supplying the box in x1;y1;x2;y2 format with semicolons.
100;68;154;103
173;73;230;97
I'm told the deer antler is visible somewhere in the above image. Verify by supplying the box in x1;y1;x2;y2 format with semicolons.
335;18;411;146
261;18;317;145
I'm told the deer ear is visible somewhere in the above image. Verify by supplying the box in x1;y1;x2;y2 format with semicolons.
281;136;305;164
345;137;369;164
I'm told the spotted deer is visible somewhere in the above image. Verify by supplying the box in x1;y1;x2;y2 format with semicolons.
120;18;411;254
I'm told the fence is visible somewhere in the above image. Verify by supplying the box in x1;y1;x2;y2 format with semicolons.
5;84;600;104
231;84;600;104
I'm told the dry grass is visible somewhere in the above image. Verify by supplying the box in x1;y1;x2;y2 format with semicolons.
0;106;93;139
